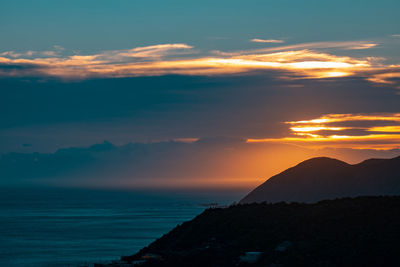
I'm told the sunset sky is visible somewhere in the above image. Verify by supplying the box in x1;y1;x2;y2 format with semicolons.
1;0;399;189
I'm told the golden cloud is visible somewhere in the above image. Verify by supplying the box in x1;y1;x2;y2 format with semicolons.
0;41;399;85
250;38;285;43
247;113;400;150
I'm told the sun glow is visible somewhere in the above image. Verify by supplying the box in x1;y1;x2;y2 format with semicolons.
290;126;347;132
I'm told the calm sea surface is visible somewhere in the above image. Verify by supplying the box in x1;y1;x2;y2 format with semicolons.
0;187;244;266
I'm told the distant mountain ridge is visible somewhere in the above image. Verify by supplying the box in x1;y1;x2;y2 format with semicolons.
240;155;400;203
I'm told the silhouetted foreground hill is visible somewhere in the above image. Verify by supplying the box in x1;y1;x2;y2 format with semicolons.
116;197;400;267
241;156;400;203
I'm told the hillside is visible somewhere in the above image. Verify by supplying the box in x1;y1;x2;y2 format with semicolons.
240;156;400;203
119;196;400;267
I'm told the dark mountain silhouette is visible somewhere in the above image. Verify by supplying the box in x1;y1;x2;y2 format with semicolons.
93;156;400;267
240;156;400;203
118;197;400;267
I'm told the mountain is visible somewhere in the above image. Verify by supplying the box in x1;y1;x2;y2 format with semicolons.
240;155;400;204
119;197;400;267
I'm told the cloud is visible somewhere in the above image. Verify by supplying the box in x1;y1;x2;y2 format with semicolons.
366;68;400;85
40;51;57;57
173;138;199;143
250;38;285;43
247;113;400;150
0;45;66;59
0;51;32;58
3;72;399;156
1;139;399;189
0;41;398;86
95;43;194;62
236;41;379;54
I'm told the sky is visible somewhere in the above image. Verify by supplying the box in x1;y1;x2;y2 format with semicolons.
1;0;400;189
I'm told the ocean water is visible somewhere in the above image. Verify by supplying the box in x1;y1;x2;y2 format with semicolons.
0;187;243;266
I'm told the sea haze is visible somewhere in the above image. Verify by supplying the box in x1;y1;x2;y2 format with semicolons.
0;187;243;266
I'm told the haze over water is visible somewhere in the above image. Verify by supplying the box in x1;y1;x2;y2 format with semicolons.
0;188;243;266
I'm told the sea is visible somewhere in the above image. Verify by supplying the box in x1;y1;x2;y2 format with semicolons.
0;187;244;266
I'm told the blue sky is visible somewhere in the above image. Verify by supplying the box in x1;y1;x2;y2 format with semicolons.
1;0;399;53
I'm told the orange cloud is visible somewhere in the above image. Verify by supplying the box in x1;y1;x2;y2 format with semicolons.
367;126;400;133
172;138;199;143
289;126;349;132
0;41;398;85
286;113;400;124
367;69;400;85
247;113;400;150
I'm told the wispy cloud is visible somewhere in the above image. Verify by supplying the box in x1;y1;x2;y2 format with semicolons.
366;69;400;85
0;41;399;86
236;41;379;54
0;51;34;58
96;43;194;62
0;45;65;58
250;38;285;43
247;113;400;150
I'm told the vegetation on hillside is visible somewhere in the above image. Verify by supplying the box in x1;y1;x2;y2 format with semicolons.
120;196;400;267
